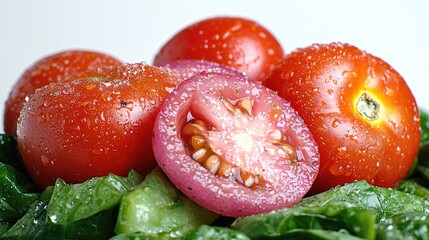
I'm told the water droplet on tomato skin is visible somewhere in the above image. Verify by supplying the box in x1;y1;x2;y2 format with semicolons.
329;162;344;176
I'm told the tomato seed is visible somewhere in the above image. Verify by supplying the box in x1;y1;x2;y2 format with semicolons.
192;148;209;163
222;97;236;114
276;142;296;159
182;117;260;188
236;98;252;116
268;129;282;142
191;135;206;150
205;155;221;174
218;161;234;178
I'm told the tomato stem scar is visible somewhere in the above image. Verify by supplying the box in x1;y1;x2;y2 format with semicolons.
356;92;380;121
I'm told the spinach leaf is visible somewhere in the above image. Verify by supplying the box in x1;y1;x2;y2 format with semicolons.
232;205;375;239
48;170;142;224
185;225;250;240
111;225;250;240
110;232;178;240
0;162;39;235
0;187;54;240
0;134;24;172
420;108;429;145
1;171;142;240
396;180;429;199
233;181;429;240
376;211;429;240
408;109;429;180
270;229;366;240
295;181;429;221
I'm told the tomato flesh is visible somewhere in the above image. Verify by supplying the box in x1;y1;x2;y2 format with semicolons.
153;72;319;217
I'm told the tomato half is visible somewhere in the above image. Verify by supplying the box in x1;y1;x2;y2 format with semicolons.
152;72;319;217
4;50;122;135
17;63;180;189
264;42;421;194
153;16;284;82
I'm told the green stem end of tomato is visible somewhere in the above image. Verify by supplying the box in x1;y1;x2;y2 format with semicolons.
356;92;380;121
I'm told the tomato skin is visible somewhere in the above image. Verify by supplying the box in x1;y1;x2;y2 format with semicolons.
4;50;122;135
264;42;421;194
153;16;284;82
153;72;319;217
160;59;247;80
17;63;180;189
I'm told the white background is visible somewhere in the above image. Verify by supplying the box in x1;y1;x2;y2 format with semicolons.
1;0;428;132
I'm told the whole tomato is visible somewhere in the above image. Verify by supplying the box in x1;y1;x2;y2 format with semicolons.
4;50;122;135
264;42;421;194
17;63;180;189
153;16;284;82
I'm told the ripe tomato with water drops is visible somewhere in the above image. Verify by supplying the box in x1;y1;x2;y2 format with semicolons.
160;59;247;80
4;50;122;135
17;63;180;189
263;42;421;194
152;71;320;217
153;16;284;82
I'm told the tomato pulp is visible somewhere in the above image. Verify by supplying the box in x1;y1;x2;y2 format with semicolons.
153;71;319;217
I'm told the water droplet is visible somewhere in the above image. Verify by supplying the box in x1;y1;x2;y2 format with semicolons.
49;214;58;223
338;146;347;153
41;155;50;165
329;162;344;176
100;112;106;121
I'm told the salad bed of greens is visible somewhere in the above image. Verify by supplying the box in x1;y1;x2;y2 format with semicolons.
0;109;428;240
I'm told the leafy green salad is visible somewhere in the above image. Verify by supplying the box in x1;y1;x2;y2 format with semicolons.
1;108;429;240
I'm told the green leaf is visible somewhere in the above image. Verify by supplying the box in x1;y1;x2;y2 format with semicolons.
0;163;39;234
232;205;375;240
185;225;250;240
1;171;142;239
420;108;429;145
47;170;142;224
295;181;429;221
0;134;25;172
410;109;429;180
396;180;429;200
272;229;366;240
405;108;429;178
110;232;179;240
376;211;429;240
0;187;54;240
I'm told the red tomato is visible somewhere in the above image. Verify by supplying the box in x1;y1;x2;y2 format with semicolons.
264;42;421;194
17;63;180;189
153;16;284;82
4;50;122;135
160;59;246;80
152;72;319;217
